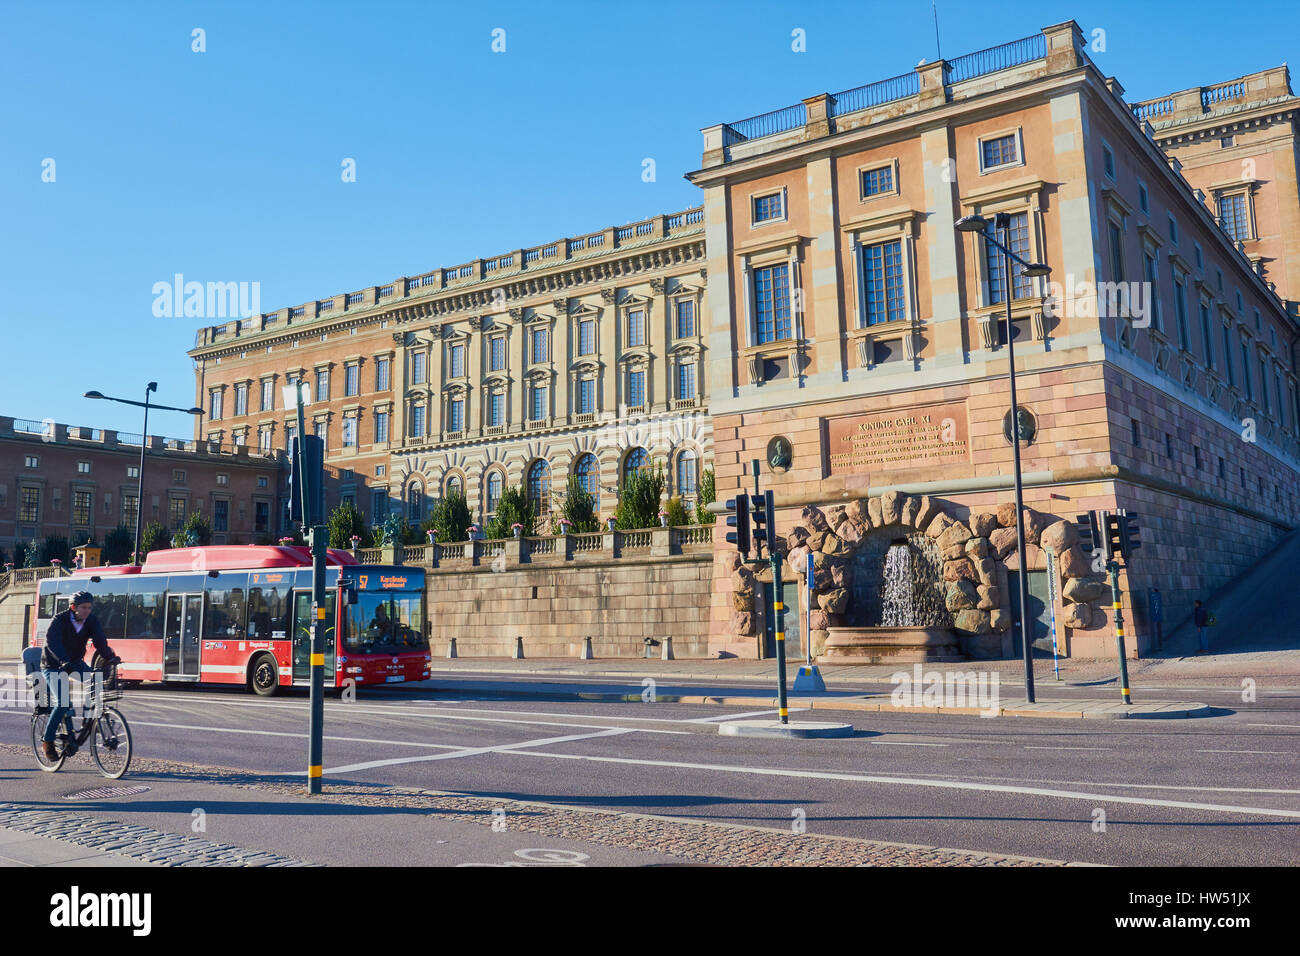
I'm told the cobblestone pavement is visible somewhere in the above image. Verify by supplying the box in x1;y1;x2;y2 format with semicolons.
0;803;315;867
1;744;1067;867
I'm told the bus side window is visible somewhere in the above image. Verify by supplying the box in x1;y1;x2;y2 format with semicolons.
39;590;56;618
248;587;287;640
127;584;165;639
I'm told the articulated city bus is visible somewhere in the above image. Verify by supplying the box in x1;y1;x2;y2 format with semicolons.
30;546;431;695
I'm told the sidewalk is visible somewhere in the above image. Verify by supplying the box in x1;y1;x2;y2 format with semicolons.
0;745;1072;867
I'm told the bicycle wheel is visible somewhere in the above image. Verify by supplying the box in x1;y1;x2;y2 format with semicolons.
31;714;66;772
90;707;132;779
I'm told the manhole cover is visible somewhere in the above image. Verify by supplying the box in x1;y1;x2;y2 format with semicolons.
62;786;151;800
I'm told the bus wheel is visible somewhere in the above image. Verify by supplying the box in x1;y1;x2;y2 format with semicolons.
247;654;279;697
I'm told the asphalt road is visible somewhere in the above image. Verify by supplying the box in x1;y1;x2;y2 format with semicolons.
3;673;1297;866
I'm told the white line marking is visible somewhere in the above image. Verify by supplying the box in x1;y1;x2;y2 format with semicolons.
1024;746;1111;751
306;728;634;774
1247;723;1300;729
871;741;949;747
686;709;808;723
498;752;1300;819
1195;749;1291;755
119;692;697;732
129;720;465;750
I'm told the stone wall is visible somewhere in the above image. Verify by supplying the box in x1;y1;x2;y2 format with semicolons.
426;554;713;658
0;582;38;658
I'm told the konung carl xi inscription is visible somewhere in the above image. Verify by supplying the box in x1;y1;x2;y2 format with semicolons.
825;402;969;476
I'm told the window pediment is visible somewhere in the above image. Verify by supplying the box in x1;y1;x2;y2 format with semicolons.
960;178;1046;212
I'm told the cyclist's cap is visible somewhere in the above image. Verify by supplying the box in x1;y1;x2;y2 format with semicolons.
71;591;94;606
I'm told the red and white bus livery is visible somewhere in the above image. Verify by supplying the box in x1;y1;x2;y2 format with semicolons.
31;546;431;695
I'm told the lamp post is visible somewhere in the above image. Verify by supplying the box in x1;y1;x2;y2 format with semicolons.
955;213;1051;704
84;384;204;566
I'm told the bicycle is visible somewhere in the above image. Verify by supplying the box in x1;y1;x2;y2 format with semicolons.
30;661;133;779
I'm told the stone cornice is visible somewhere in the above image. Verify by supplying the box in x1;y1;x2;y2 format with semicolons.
189;237;706;361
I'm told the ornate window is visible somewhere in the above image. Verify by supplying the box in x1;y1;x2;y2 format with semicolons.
676;449;698;497
753;264;792;343
527;460;551;515
407;482;424;522
623;447;649;483
575;453;599;511
486;471;503;514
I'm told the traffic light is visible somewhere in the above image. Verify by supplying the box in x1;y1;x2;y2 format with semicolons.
1075;512;1100;556
725;497;751;557
1104;512;1125;562
750;493;768;556
288;434;325;525
1119;511;1141;562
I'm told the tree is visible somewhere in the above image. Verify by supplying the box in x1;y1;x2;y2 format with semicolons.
173;510;212;548
664;495;691;527
695;467;716;525
615;464;665;530
556;474;599;533
327;500;373;549
34;535;70;567
102;526;135;565
140;520;168;557
425;490;472;543
484;485;534;539
373;513;420;547
24;540;39;569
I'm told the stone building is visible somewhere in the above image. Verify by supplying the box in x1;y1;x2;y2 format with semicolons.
0;414;282;556
689;21;1300;658
188;208;711;530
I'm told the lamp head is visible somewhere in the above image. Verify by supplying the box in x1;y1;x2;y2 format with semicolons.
1021;263;1052;278
84;390;104;400
954;215;989;233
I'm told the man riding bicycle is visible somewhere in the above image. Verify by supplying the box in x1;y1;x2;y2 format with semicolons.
39;590;120;762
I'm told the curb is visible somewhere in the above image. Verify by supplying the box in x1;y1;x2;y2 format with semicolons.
406;682;1212;719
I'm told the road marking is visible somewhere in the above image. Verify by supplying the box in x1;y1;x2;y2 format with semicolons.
117;693;699;732
1195;749;1291;755
500;752;1300;819
686;709;808;723
128;719;465;750
1247;723;1300;729
305;728;635;774
870;740;948;747
1024;746;1111;751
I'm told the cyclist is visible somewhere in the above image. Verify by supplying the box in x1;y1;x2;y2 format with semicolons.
39;590;120;762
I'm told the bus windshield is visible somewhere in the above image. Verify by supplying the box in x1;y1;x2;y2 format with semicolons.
344;591;426;655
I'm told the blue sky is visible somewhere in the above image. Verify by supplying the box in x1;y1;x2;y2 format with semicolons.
2;0;1297;435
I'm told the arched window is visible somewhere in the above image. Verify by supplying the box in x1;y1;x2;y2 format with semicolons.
676;449;698;497
527;460;551;515
486;471;504;514
407;482;423;522
445;475;462;500
575;453;599;512
623;447;649;483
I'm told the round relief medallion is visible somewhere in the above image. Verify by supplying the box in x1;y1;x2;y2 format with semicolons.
1002;406;1037;446
767;435;793;473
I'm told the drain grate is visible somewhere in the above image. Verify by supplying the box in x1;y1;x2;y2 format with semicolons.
62;785;151;800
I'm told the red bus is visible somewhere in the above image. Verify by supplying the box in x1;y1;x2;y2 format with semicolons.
30;546;431;695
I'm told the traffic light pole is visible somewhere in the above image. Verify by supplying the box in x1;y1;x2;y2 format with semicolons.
1107;559;1133;705
294;383;327;793
766;490;790;725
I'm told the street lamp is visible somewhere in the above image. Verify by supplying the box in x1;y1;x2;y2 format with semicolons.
85;384;203;566
955;213;1051;704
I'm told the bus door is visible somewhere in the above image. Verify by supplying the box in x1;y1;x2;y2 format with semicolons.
292;590;336;684
164;593;203;679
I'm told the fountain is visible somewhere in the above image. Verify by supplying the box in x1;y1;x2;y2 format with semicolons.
819;538;963;663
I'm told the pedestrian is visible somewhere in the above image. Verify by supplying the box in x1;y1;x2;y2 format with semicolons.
1193;599;1210;654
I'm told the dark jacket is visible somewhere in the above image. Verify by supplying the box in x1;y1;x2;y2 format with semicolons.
41;610;116;671
1193;606;1209;627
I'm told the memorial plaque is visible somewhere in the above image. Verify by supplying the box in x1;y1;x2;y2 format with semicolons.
824;402;969;476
